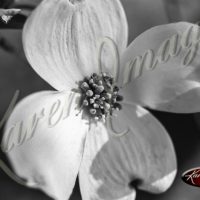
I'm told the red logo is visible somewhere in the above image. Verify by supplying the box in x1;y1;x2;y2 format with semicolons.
182;167;200;187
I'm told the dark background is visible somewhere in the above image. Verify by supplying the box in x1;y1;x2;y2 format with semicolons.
0;0;200;199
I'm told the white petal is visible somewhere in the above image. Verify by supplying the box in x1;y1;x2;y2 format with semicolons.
23;0;128;91
79;103;176;200
1;91;89;200
79;122;136;200
120;22;200;113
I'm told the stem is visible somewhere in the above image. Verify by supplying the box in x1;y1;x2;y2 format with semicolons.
0;90;19;130
0;159;26;186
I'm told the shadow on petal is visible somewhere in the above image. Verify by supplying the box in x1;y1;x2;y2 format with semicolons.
79;104;176;200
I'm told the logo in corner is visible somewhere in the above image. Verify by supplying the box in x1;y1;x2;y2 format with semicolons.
182;167;200;187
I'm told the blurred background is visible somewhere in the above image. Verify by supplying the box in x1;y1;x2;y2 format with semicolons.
0;0;200;199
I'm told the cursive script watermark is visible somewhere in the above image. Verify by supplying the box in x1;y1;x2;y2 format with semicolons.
184;169;200;185
1;92;77;152
182;167;200;187
1;24;200;151
122;24;200;86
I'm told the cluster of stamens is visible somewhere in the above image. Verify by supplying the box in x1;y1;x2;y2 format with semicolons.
79;73;123;121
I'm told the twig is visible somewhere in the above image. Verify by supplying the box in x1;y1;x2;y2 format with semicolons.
0;11;27;29
0;8;21;23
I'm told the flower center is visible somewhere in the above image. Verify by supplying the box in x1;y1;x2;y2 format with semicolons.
79;73;123;121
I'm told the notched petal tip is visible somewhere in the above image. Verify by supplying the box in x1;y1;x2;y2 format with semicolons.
129;179;143;190
107;103;177;193
79;104;177;199
69;0;85;5
23;0;128;91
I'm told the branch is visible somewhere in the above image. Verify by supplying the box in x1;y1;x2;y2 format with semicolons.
0;13;26;29
0;8;21;23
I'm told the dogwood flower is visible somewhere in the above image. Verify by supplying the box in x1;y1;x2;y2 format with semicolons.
2;0;200;200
